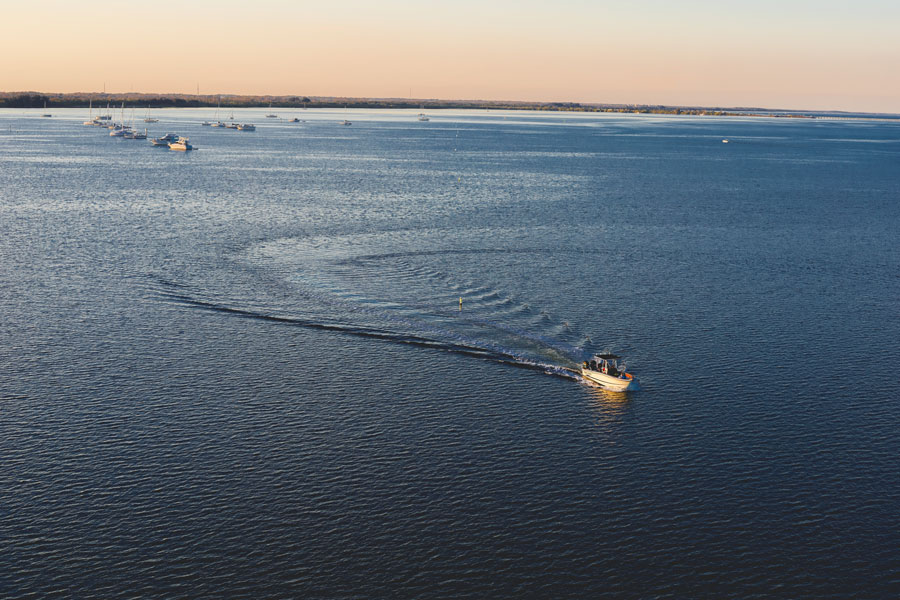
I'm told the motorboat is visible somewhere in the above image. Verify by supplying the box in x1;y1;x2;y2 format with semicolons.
168;136;193;151
150;133;179;146
265;114;277;118
109;126;131;137
237;123;256;131
201;121;212;126
226;122;239;129
290;117;300;123
211;121;227;128
341;119;352;126
581;353;639;392
417;113;430;121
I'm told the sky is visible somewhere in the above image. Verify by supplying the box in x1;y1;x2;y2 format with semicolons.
3;0;899;112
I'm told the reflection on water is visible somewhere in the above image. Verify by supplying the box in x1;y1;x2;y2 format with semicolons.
585;383;633;424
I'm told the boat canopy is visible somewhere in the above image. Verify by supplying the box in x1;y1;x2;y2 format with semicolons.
594;353;621;360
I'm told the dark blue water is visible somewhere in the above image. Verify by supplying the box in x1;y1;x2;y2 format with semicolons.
2;108;898;598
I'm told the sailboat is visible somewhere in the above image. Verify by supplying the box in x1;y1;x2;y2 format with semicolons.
143;106;158;123
417;104;429;121
109;102;133;136
41;101;52;118
124;108;146;138
83;99;95;125
265;103;277;118
209;97;225;127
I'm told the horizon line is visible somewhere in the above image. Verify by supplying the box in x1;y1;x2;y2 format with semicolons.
3;89;899;117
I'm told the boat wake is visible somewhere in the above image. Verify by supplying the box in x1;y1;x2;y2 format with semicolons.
155;283;582;380
149;230;609;381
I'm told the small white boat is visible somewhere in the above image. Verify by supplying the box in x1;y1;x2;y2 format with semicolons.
83;100;95;125
417;113;430;121
124;128;147;140
341;119;352;126
581;353;639;392
97;102;112;121
150;133;179;146
722;139;730;143
265;114;277;118
168;136;193;151
109;126;131;137
237;123;256;131
201;121;212;126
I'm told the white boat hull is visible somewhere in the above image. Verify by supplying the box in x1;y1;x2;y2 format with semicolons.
581;367;639;391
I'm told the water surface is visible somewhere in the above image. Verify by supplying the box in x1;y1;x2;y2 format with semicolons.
2;108;898;598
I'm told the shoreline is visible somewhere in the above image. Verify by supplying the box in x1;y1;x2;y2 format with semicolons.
1;91;897;120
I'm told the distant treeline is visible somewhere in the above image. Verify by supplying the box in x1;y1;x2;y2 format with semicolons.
0;91;812;118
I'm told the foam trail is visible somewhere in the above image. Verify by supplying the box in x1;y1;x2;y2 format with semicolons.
156;287;580;380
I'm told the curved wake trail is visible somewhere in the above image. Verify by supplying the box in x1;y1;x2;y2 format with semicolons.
156;288;581;380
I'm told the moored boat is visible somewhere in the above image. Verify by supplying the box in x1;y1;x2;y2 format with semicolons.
150;133;179;146
237;123;256;131
168;136;193;151
581;353;639;392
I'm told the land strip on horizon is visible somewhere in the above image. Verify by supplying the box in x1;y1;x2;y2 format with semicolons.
2;91;896;119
